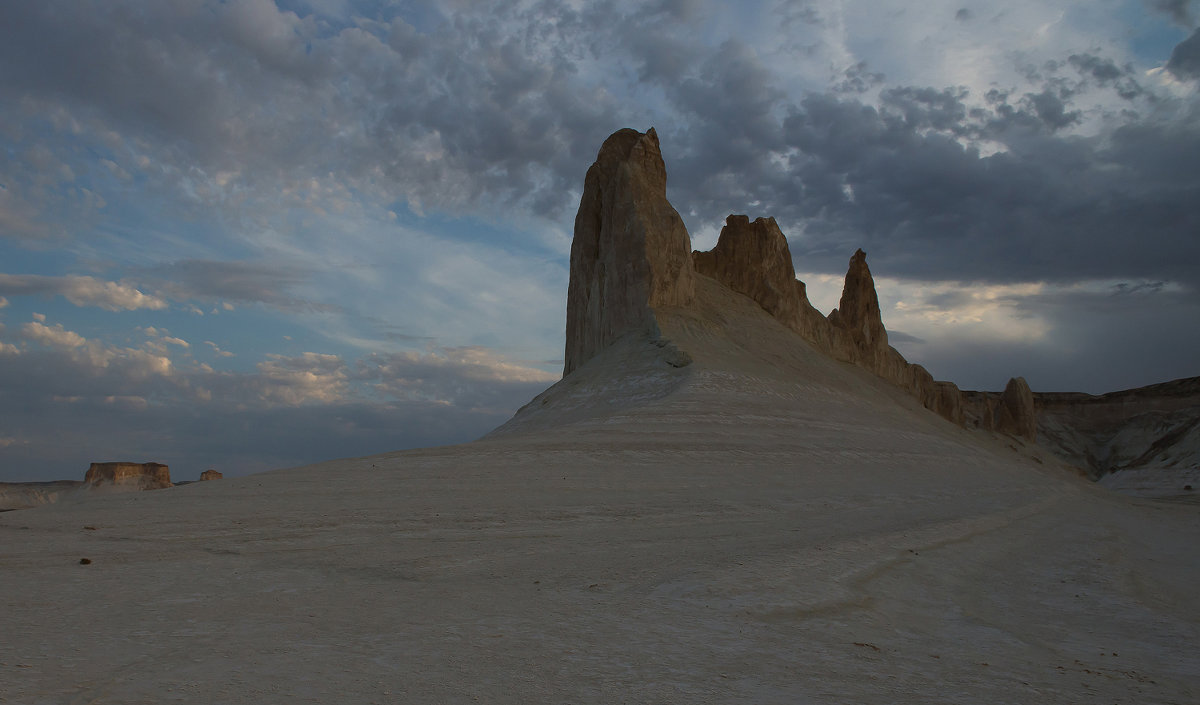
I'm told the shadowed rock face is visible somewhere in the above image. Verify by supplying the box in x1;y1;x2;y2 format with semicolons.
85;462;172;489
564;128;695;375
694;215;800;325
996;377;1038;442
829;248;888;357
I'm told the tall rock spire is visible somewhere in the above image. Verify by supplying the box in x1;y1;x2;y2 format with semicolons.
828;248;889;354
563;128;695;375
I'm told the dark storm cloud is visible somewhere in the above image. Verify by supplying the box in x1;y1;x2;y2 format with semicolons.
899;283;1200;394
1148;0;1196;26
660;79;1199;291
1167;28;1200;80
0;0;623;225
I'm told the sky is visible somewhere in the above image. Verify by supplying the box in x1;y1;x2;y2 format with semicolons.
1;0;1198;482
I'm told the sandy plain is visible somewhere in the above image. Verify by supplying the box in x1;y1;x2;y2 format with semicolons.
3;281;1198;704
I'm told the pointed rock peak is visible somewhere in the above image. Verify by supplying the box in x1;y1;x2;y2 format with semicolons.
564;128;695;376
996;376;1037;441
829;248;887;350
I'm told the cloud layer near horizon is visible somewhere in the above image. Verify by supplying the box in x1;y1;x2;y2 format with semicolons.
1;0;1198;480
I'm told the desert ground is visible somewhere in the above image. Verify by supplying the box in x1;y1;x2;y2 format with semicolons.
3;281;1198;704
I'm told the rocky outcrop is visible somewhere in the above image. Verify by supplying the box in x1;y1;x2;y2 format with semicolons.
564;128;695;375
828;249;889;366
565;128;1038;440
694;216;802;325
995;377;1037;441
692;230;968;426
85;462;172;489
200;469;223;481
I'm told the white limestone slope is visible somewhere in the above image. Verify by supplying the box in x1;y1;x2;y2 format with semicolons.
3;275;1198;704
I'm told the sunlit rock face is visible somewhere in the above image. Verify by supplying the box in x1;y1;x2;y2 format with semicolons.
85;462;172;490
564;128;695;376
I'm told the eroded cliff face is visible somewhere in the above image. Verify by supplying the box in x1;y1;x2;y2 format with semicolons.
556;127;1199;481
563;128;695;375
565;128;1037;439
1033;377;1200;478
85;462;172;489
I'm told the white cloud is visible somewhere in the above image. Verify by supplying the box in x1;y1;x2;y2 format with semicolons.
0;274;168;311
205;340;235;358
21;318;174;379
357;346;558;411
0;341;18;356
22;320;87;348
255;352;349;406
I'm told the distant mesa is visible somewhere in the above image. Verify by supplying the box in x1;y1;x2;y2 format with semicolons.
85;462;173;490
550;127;1199;486
200;469;223;481
1;460;173;511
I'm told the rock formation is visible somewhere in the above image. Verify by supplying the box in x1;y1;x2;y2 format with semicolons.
693;215;803;325
564;128;695;375
85;462;172;489
828;249;889;363
200;469;223;481
690;220;966;426
564;128;1189;466
995;377;1038;441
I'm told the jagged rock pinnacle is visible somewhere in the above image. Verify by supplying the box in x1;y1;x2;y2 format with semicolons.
829;248;889;355
564;128;695;375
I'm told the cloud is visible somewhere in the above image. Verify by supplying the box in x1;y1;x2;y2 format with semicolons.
255;352;349;405
357;346;558;412
0;330;558;481
0;274;168;311
205;340;235;358
1148;0;1196;26
144;260;337;313
22;320;87;348
1166;28;1200;80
